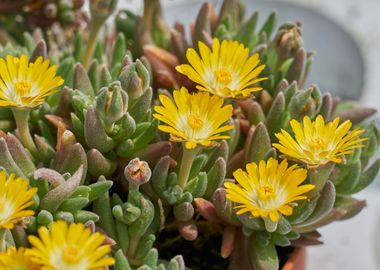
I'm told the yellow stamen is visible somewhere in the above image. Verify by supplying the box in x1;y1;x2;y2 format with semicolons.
215;68;232;85
188;114;204;130
63;246;80;264
15;80;31;96
309;137;326;149
258;185;276;200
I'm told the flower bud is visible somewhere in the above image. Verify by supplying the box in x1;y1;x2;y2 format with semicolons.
119;60;150;99
275;23;303;60
95;81;128;130
289;85;321;121
90;0;118;23
124;158;152;186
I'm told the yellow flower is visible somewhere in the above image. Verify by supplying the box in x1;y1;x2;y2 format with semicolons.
176;38;267;98
0;247;40;270
0;171;37;230
273;115;367;169
153;87;234;149
27;221;115;270
225;158;314;222
0;54;64;108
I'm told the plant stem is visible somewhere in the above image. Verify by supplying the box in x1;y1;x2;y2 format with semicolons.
0;229;6;252
309;163;335;192
83;21;102;69
127;235;140;259
129;182;140;192
178;146;199;189
11;108;38;159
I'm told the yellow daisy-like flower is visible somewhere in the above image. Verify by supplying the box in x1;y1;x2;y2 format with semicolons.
153;87;234;149
0;54;64;108
225;158;315;222
27;220;115;270
0;171;37;230
176;38;267;98
0;247;40;270
273;115;367;169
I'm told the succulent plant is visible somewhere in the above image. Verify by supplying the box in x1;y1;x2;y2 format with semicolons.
0;0;379;269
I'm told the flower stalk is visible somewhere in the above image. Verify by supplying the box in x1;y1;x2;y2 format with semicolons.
82;21;103;69
11;108;39;160
178;146;200;189
0;229;5;253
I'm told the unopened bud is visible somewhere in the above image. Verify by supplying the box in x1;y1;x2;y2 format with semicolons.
289;85;321;120
119;60;150;99
275;23;303;60
95;81;128;129
124;158;151;186
90;0;118;23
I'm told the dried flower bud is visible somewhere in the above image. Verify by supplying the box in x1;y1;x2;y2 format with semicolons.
124;158;152;186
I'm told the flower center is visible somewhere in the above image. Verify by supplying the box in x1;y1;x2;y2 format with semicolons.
215;68;232;85
258;185;276;200
188;114;204;130
309;137;326;150
15;80;32;96
63;246;80;264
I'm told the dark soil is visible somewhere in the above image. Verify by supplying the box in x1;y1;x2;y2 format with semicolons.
156;229;294;270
